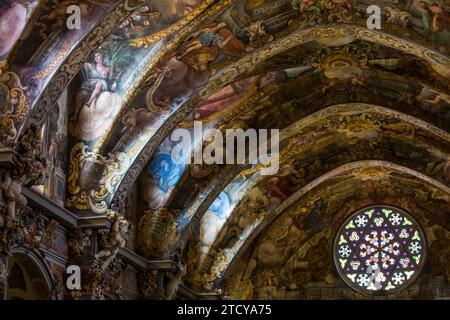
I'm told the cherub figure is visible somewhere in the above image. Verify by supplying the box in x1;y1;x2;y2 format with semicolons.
95;215;129;270
241;21;274;51
0;127;47;254
176;23;234;71
265;161;304;201
165;262;187;300
1;171;28;230
419;1;450;33
69;227;93;256
117;5;161;38
416;82;450;112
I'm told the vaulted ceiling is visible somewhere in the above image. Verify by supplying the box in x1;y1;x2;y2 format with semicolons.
1;0;449;298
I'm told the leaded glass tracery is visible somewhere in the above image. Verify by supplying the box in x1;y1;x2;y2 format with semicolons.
333;206;426;295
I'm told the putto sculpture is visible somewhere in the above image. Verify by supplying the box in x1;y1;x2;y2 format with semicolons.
0;125;47;254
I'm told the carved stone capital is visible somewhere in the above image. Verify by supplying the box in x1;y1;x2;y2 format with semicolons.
68;227;93;257
139;269;163;299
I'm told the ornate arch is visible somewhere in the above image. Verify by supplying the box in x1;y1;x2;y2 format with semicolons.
65;23;450;216
202;161;450;289
136;103;450;265
177;99;450;287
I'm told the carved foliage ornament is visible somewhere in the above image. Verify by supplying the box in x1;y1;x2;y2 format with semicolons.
68;227;93;257
66;143;130;212
0;125;47;254
86;258;124;300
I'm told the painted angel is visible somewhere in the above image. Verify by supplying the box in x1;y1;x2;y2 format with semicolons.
419;0;450;33
70;43;131;141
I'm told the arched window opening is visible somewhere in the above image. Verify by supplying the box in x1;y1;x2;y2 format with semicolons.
334;206;426;295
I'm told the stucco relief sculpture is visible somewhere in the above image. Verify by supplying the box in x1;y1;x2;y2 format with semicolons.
0;126;47;254
95;214;129;271
69;227;93;256
165;253;187;300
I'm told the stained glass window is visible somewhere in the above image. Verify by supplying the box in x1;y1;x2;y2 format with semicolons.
333;206;426;295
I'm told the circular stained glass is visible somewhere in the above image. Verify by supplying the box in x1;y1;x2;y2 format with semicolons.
333;205;426;295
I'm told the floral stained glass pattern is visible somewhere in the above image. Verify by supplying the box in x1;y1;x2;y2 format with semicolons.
334;206;426;295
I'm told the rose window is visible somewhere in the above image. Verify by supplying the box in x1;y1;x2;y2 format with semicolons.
333;206;426;295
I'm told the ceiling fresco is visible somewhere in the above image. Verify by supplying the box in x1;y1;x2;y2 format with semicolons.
0;0;40;67
2;0;123;139
67;0;212;144
55;0;450;217
67;24;450;215
137;101;450;258
131;34;450;262
0;0;216;145
180;104;450;288
0;0;449;299
218;162;450;299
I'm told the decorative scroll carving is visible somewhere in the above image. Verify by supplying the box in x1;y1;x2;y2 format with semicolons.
385;7;412;27
66;143;130;212
86;258;124;300
0;72;29;146
223;276;254;300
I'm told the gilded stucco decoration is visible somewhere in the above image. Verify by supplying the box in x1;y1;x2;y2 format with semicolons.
1;0;449;300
